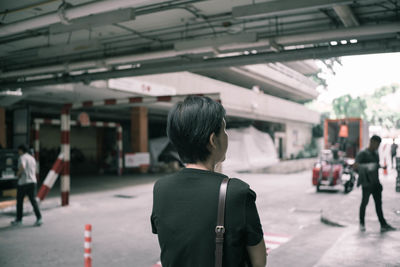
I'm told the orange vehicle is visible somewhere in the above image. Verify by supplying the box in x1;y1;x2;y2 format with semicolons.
323;118;369;158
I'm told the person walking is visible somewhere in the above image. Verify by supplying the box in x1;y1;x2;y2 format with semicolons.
391;138;398;169
151;96;266;267
355;135;396;232
11;144;42;226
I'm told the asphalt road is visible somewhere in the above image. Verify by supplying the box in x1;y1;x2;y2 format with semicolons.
0;169;398;267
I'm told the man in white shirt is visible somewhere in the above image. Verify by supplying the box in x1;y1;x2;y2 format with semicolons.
11;145;42;226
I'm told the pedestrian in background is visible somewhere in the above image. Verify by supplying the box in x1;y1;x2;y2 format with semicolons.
354;135;396;232
338;120;348;153
151;96;266;267
391;138;398;169
11;144;42;226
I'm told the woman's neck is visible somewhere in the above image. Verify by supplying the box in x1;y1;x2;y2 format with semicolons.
186;161;215;172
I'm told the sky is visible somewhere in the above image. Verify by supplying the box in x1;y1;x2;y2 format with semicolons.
315;52;400;103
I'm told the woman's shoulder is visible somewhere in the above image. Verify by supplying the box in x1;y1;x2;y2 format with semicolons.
227;177;252;195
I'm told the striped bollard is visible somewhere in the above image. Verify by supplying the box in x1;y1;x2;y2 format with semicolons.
84;224;92;267
37;153;64;201
61;106;71;206
117;125;123;176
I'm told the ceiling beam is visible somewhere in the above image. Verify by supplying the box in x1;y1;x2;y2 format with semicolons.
2;22;399;79
232;0;355;18
0;0;165;38
332;5;359;27
2;38;400;89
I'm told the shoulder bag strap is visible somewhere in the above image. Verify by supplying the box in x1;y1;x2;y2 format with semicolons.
215;177;229;267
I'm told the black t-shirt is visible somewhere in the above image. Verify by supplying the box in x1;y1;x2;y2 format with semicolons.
355;148;380;186
151;168;264;267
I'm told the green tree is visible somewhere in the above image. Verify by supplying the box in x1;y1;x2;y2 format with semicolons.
332;94;367;119
331;84;400;129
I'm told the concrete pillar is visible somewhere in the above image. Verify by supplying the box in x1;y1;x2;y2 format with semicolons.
0;108;6;148
131;107;148;173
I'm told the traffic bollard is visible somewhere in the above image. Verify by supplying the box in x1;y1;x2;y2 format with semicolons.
84;224;92;267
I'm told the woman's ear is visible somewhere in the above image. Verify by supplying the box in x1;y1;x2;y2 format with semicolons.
208;132;217;149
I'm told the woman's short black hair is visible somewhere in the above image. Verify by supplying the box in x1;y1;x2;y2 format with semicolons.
18;144;28;153
167;95;226;163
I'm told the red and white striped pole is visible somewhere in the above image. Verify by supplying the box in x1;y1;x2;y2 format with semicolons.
61;106;71;206
117;125;123;176
34;122;40;183
37;153;64;201
84;224;92;267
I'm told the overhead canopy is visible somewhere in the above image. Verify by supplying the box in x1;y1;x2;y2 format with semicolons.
1;0;399;89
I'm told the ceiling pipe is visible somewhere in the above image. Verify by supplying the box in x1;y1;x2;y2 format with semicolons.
1;22;400;79
0;0;165;38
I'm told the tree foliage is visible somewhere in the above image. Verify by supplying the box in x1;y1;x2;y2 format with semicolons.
331;84;400;129
332;94;367;119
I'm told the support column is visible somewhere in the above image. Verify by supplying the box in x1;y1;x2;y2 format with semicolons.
34;122;40;184
0;108;5;148
117;125;123;176
61;106;71;206
131;107;148;173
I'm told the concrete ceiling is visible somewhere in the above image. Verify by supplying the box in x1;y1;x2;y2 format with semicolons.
0;0;399;89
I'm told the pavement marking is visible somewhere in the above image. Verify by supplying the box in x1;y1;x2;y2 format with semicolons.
264;232;291;252
151;232;291;266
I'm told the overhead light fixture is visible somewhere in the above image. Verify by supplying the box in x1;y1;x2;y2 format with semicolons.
0;88;23;96
350;39;358;43
49;8;135;34
232;0;352;19
340;40;347;44
330;41;338;46
243;50;250;55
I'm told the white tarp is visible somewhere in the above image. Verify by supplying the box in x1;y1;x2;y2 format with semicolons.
222;126;278;172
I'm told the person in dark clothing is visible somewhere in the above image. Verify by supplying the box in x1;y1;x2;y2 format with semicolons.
151;96;266;267
354;135;396;233
391;139;398;169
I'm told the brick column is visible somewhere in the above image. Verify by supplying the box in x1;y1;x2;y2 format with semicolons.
131;107;148;173
0;108;6;148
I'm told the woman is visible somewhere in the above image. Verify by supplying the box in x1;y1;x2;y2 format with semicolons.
151;96;266;267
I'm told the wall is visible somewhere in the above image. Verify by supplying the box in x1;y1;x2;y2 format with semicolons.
40;125;97;160
134;72;320;125
285;122;313;159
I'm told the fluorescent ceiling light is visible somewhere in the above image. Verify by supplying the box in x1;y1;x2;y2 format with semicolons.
233;0;352;19
330;41;338;45
49;8;135;34
350;39;358;43
0;89;23;96
340;40;347;44
88;67;109;73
